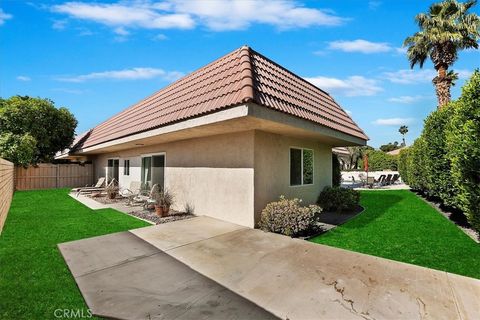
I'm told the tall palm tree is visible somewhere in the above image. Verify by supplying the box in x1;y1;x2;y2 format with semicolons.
399;125;409;146
404;0;480;108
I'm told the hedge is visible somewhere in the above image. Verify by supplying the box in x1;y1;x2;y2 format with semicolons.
360;149;398;171
398;70;480;232
446;70;480;232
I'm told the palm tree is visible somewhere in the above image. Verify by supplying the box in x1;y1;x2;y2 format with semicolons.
403;0;480;108
399;125;409;146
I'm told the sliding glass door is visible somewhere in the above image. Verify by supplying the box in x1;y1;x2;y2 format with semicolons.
107;159;119;183
141;154;165;189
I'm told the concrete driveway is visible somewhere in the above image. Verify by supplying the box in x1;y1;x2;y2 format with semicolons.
60;216;480;320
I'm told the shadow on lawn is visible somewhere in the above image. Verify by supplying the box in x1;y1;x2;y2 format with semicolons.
340;192;404;229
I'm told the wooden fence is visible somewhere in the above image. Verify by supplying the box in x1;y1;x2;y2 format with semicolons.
14;163;94;190
0;158;14;234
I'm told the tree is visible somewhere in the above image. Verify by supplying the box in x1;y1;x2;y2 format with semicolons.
346;146;374;169
399;125;409;146
380;141;400;152
0;133;37;166
0;96;77;164
403;0;480;108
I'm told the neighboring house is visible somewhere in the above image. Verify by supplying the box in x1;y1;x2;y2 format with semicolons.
58;46;368;227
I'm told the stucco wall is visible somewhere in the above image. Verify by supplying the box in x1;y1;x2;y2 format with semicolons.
93;131;256;227
253;130;332;224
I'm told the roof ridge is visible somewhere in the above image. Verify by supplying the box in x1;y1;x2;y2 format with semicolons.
238;45;254;102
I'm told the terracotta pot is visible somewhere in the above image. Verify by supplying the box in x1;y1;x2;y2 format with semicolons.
155;205;170;217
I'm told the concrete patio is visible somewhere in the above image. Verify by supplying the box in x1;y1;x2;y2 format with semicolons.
59;216;480;320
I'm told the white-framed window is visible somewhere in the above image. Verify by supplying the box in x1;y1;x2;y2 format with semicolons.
123;159;130;176
290;148;314;186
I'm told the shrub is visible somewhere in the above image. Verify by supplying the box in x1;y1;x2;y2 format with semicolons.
258;196;322;237
397;148;410;184
360;149;398;171
422;105;457;205
317;186;360;213
332;153;341;187
406;136;428;192
446;70;480;231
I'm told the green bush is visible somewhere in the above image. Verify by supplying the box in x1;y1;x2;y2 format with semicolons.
317;186;360;213
400;70;480;233
332;153;341;187
258;196;322;237
446;70;480;231
406;136;428;191
360;149;398;171
422;106;458;205
398;148;410;184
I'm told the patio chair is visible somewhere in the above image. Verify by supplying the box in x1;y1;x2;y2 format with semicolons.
382;174;393;186
366;176;375;188
390;174;400;185
133;184;160;209
375;174;386;186
120;181;143;205
72;177;105;193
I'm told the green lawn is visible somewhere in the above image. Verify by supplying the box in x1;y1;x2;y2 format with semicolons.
0;189;150;320
310;190;480;279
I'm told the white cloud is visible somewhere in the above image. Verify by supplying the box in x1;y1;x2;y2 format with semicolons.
383;68;472;84
52;19;67;30
153;33;168;41
328;39;391;54
373;118;414;126
52;1;346;34
305;75;383;96
52;2;195;31
57;67;184;82
345;109;352;115
387;95;432;104
170;0;346;31
0;9;12;25
16;76;31;81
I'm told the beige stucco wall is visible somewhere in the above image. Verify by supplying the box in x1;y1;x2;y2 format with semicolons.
92;129;332;227
253;130;332;224
93;131;256;227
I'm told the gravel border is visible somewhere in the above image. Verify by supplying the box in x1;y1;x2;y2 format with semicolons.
125;209;195;225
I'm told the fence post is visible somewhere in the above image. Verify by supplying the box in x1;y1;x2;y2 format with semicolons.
56;164;59;188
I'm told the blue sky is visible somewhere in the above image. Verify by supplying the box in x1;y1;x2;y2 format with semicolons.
1;0;479;147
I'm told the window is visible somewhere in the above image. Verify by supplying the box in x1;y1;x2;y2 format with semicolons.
290;148;314;186
124;160;130;176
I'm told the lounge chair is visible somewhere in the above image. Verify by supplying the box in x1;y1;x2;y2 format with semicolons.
133;184;160;209
74;177;108;196
390;174;400;185
72;177;105;192
120;181;143;205
382;174;393;186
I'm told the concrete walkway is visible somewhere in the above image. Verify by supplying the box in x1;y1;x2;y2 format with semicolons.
60;217;480;320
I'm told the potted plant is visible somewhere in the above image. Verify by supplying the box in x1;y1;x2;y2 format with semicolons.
106;180;119;200
154;189;173;217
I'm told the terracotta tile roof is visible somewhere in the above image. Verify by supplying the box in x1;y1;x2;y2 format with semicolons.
77;46;367;149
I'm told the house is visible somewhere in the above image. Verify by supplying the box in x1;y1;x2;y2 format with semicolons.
58;46;368;227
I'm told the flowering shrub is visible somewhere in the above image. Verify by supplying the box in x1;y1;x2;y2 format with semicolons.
258;196;322;237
